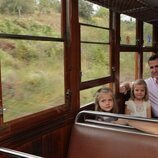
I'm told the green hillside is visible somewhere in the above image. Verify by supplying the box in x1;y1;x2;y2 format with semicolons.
0;5;152;121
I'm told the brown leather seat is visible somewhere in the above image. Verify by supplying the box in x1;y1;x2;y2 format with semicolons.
67;121;158;158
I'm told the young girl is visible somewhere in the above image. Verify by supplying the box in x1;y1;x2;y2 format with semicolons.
94;87;118;122
125;79;151;118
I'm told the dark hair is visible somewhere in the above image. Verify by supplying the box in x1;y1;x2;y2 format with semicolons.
131;79;149;101
148;53;158;63
94;87;118;113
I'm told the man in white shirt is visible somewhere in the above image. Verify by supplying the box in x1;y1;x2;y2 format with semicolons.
145;54;158;117
120;54;158;117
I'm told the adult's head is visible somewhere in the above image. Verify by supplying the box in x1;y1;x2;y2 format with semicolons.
148;53;158;79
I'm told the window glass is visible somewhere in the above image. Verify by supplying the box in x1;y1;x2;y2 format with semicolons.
1;39;64;122
0;0;61;37
81;44;110;81
79;0;109;27
80;84;110;106
143;23;152;47
120;52;135;82
81;25;109;43
143;52;153;78
120;14;136;45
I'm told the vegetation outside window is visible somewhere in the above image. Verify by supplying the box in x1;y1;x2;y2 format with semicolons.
120;14;136;45
79;0;109;27
143;52;153;78
143;23;153;47
81;44;110;81
80;84;110;106
79;2;110;82
120;52;135;83
79;1;111;105
0;0;61;37
0;0;65;122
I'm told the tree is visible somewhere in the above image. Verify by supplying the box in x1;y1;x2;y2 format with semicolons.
94;7;109;18
36;0;61;14
0;0;35;15
79;0;93;19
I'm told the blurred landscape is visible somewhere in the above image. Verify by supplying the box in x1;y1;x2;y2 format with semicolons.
0;0;152;121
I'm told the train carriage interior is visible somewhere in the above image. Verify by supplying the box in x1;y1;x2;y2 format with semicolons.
0;0;158;157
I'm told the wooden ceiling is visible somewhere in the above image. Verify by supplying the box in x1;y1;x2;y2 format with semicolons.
87;0;158;26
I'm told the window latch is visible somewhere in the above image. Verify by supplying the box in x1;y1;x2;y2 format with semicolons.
66;89;72;98
0;107;6;115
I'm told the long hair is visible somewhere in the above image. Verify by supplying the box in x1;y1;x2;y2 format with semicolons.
94;87;118;113
130;79;149;101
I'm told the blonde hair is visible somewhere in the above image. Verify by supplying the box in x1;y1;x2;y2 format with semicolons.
94;87;118;113
131;79;149;101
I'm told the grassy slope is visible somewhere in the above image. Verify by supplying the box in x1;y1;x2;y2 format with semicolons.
0;10;151;120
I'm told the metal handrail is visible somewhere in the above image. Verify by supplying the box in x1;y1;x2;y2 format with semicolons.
75;110;158;123
0;147;44;158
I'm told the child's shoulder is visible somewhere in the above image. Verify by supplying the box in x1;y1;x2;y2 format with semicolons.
125;99;134;104
143;100;151;107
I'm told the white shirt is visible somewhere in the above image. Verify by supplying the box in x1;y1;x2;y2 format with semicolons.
125;100;150;117
145;77;158;117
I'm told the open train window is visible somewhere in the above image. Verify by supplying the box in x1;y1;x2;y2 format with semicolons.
0;0;66;122
79;1;112;106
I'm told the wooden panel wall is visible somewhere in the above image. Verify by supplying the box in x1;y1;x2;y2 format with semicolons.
0;108;75;158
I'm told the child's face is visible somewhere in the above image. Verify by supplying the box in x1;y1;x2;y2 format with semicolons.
134;84;145;100
98;92;114;112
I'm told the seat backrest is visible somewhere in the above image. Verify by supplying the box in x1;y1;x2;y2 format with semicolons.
67;123;158;158
67;111;158;158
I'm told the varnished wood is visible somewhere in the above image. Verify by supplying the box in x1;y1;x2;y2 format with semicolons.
0;1;158;158
0;106;74;158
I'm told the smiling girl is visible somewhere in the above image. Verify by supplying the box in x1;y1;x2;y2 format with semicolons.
125;79;151;118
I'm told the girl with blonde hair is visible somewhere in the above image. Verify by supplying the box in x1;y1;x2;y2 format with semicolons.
125;79;151;118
